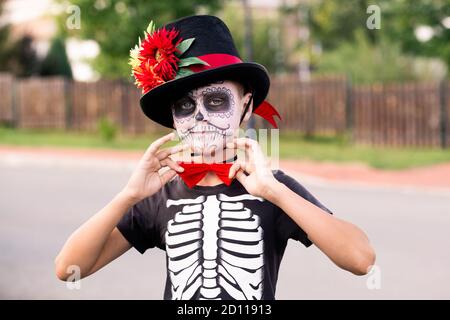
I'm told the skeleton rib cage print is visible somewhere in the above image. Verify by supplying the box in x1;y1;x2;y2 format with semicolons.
165;193;265;300
116;171;334;300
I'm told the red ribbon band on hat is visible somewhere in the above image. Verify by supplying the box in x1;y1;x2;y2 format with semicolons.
177;161;233;188
188;53;282;128
189;53;243;72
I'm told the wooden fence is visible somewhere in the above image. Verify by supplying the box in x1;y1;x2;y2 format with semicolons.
268;75;348;135
352;82;447;147
0;74;157;134
0;73;449;148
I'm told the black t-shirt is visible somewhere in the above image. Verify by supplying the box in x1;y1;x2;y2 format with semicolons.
117;170;333;300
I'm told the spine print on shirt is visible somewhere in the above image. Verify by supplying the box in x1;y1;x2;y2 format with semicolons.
165;193;265;300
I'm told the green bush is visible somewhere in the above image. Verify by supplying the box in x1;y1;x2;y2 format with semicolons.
316;31;418;84
97;117;118;142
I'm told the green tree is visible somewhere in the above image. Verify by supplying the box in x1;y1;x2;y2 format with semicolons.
317;31;417;84
309;0;378;50
382;0;450;69
57;0;222;79
39;37;73;78
309;0;450;70
221;3;281;74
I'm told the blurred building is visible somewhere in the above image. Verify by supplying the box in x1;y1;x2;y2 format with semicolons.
2;0;99;81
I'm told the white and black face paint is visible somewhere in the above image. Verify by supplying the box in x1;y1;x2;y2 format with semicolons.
171;80;251;162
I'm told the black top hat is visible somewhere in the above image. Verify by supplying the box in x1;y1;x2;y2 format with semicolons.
131;15;278;129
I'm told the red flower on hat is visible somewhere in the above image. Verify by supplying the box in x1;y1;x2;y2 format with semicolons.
129;21;209;94
140;28;181;81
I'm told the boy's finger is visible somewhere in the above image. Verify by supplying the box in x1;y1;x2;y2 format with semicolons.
229;161;251;179
159;169;177;185
228;162;241;179
156;144;188;160
227;142;254;165
233;137;256;149
234;137;265;163
143;132;176;159
235;170;247;184
160;157;184;172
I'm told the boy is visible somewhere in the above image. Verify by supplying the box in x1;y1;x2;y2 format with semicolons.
55;15;375;300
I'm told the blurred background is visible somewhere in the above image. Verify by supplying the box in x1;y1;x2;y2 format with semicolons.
0;0;450;299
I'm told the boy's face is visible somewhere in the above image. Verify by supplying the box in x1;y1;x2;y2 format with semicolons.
171;80;252;162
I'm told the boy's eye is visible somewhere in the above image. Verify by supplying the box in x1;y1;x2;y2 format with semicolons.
209;98;223;106
204;93;230;112
173;97;196;117
181;101;194;110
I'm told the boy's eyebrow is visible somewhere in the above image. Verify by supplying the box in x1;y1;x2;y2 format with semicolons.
174;92;195;101
182;90;199;100
187;83;227;99
186;88;210;99
187;92;195;99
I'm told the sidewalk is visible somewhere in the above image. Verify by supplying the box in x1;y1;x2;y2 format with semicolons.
1;145;449;191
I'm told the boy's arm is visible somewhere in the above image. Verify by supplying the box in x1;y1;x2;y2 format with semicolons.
265;182;375;275
54;192;135;281
55;133;185;281
228;137;376;276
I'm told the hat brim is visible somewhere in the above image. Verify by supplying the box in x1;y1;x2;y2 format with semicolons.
139;62;270;128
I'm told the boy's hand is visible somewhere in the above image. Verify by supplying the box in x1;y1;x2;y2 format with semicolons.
121;132;185;204
227;137;280;200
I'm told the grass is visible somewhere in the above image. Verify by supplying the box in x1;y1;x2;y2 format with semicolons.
1;127;450;170
276;132;450;170
0;127;163;150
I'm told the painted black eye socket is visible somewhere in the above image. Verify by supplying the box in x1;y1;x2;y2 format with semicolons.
203;92;230;112
172;97;196;117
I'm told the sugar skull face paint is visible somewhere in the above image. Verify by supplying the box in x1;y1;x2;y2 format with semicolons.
171;80;252;162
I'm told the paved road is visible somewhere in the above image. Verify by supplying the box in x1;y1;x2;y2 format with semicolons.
1;155;449;299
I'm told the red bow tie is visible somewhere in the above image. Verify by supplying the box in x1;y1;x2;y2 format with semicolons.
177;162;233;188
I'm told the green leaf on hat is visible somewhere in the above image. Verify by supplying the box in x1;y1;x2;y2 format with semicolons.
178;57;210;68
175;67;195;79
176;38;195;56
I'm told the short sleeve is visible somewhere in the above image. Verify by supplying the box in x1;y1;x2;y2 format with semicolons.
116;195;161;254
274;170;333;248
